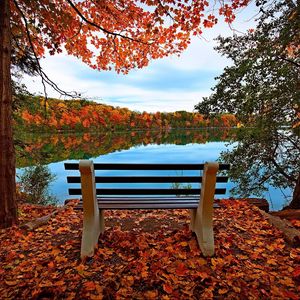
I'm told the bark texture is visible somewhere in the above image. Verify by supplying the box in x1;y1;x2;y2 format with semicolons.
0;0;17;228
288;173;300;209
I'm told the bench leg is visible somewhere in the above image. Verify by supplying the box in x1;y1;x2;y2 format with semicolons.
191;162;219;257
79;160;102;259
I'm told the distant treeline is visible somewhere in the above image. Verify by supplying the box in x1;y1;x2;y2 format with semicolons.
14;96;238;132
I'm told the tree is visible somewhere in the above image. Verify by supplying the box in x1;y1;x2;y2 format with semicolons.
0;0;250;228
195;0;300;208
18;165;57;205
1;0;18;228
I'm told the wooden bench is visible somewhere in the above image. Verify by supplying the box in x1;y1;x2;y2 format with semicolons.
64;160;230;259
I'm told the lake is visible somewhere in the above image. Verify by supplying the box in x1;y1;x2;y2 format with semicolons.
16;129;291;211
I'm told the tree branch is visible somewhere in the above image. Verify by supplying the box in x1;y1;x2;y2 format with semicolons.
12;0;78;99
157;0;176;22
271;157;297;183
66;0;151;46
279;55;300;68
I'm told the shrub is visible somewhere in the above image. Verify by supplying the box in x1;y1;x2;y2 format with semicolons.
18;165;57;205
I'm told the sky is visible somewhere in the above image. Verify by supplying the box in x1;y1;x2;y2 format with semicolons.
21;3;258;113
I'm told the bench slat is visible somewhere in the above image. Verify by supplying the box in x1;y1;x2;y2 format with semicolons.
68;188;227;195
73;197;221;210
96;197;200;201
65;162;230;171
78;203;199;209
67;176;229;184
75;202;220;209
76;198;199;205
98;198;198;203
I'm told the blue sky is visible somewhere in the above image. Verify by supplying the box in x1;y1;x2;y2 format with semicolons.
22;4;258;112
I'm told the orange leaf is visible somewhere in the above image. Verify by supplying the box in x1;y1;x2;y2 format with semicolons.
218;288;228;295
163;283;173;294
122;275;134;287
144;290;158;298
267;258;277;266
55;280;65;286
84;281;96;291
5;280;18;286
141;271;148;278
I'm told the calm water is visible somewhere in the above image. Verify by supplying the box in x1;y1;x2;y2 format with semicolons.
16;130;291;211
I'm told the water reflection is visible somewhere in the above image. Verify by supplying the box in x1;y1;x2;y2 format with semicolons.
16;129;236;168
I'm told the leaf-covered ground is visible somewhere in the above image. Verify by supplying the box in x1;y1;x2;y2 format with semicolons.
0;200;299;299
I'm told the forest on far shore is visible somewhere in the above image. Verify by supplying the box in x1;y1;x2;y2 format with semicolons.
14;95;238;132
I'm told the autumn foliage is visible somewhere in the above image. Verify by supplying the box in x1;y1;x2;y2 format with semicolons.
11;0;250;74
15;96;237;132
0;200;299;299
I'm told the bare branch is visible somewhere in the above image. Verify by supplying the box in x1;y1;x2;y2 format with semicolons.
271;157;297;183
12;0;77;99
278;55;300;68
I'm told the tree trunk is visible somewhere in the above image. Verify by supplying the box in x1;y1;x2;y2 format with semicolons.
287;172;300;209
0;0;17;228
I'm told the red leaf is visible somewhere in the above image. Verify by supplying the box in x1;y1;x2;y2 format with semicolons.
292;266;300;279
84;281;96;291
175;262;188;276
163;283;173;294
283;290;299;300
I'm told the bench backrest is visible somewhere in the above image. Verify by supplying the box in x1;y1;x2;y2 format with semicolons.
65;162;230;198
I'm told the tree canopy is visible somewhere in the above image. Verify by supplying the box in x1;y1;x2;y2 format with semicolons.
195;0;300;208
11;0;250;76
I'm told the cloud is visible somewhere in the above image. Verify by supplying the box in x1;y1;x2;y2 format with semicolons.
21;54;216;112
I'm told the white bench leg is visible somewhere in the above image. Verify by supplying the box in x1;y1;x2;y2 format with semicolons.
190;162;219;257
79;160;103;259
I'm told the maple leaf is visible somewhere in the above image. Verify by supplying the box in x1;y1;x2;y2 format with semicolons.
163;283;173;294
290;219;300;229
175;262;188;276
84;281;96;291
292;266;300;279
55;280;65;286
48;261;55;268
218;288;229;295
121;276;135;287
266;258;277;266
144;290;159;299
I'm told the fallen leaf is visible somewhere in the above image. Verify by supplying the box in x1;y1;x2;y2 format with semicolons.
144;290;158;299
5;280;18;286
163;283;173;294
84;281;96;291
175;262;188;276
